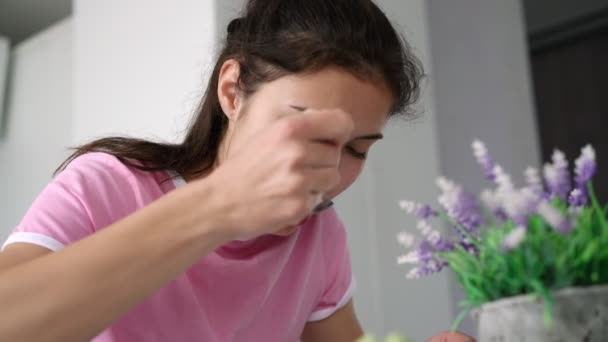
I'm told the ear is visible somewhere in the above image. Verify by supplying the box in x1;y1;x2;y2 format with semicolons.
217;59;242;121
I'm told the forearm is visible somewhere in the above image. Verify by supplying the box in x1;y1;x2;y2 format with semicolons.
0;180;227;341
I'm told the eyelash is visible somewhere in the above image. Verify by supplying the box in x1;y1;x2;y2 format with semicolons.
345;146;368;160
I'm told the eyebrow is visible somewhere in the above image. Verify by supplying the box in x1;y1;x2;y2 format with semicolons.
353;133;383;141
289;105;384;141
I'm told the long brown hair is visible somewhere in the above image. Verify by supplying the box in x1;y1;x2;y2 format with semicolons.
56;0;423;178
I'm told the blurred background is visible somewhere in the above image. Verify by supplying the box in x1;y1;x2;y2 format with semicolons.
0;0;606;340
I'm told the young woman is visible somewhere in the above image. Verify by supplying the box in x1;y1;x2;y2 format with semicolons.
0;0;474;341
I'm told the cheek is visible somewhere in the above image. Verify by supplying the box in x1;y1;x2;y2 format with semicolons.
327;157;364;198
226;103;277;154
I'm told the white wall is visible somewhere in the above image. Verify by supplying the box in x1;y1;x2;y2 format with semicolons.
426;0;541;336
0;19;72;241
73;0;217;144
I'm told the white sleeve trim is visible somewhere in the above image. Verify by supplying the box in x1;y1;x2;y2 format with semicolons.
308;275;357;322
1;232;65;251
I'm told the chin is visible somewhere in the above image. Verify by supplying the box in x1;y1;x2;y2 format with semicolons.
273;226;299;237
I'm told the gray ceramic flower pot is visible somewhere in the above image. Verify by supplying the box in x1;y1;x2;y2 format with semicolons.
476;285;608;342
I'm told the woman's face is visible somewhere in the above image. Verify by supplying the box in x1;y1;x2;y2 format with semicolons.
218;62;393;234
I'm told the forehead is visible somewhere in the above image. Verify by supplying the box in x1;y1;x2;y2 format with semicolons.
254;66;394;132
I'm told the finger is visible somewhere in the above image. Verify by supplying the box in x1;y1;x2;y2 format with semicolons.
291;140;341;169
282;108;354;147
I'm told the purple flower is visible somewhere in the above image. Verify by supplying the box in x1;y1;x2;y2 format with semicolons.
403;239;450;279
570;145;597;206
414;220;455;252
525;167;543;194
493;165;515;192
543;150;571;200
537;201;571;234
405;258;447;279
437;177;485;238
472;140;496;181
480;189;509;221
501;187;542;227
501;226;527;251
397;220;455;279
399;201;438;219
574;145;596;185
459;239;479;255
397;249;428;265
568;188;585;207
398;141;601;282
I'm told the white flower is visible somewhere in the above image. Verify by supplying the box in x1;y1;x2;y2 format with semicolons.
552;150;568;170
525;167;543;193
501;187;539;225
480;189;501;212
472;139;488;160
574;145;596;182
543;163;558;186
578;145;596;165
537;201;570;233
405;259;442;279
399;200;415;212
436;177;458;193
436;177;461;214
501;226;527;251
397;232;415;248
427;231;441;245
493;165;514;192
397;250;421;264
554;150;568;165
416;220;433;237
406;267;422;279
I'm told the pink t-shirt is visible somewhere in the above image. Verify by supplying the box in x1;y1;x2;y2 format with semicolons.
2;153;355;342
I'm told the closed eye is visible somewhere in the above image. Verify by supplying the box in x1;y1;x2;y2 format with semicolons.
345;145;368;159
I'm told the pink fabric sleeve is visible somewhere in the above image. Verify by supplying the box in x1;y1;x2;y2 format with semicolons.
308;211;356;322
2;153;137;251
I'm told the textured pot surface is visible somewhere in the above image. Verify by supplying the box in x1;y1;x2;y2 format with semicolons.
477;285;608;342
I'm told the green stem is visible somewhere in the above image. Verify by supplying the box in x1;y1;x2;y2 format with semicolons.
450;306;472;331
530;279;553;328
588;182;608;229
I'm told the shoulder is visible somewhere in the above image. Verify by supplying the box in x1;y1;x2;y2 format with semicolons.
62;152;138;180
55;152;173;221
59;152;170;194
